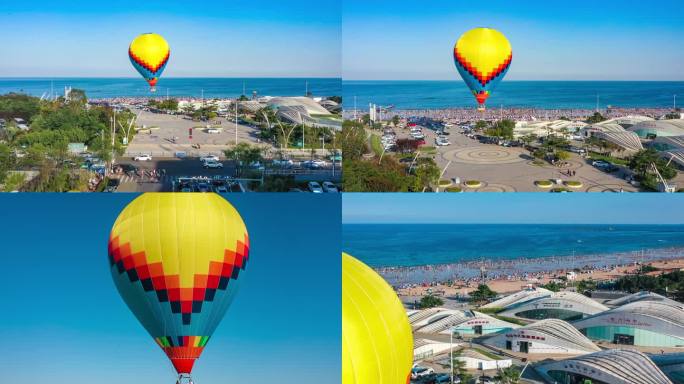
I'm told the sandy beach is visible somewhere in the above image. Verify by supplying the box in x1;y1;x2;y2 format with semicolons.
381;248;684;297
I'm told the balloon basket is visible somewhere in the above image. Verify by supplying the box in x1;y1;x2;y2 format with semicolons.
176;373;194;384
150;87;157;93
477;106;486;112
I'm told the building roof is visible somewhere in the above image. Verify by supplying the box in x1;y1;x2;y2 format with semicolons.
605;291;683;308
414;311;472;334
481;287;552;309
267;96;331;116
573;301;684;341
512;318;601;353
536;349;672;384
498;291;608;319
628;119;684;137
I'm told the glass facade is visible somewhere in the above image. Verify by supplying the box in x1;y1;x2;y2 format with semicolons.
583;326;684;347
514;308;584;321
548;370;608;384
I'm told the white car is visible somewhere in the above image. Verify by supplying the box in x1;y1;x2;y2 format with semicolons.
206;128;220;134
203;161;224;169
435;137;451;146
411;367;434;379
200;155;220;163
133;154;152;161
411;132;426;139
308;181;324;193
322;181;339;193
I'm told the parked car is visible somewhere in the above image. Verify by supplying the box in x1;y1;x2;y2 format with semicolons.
200;154;220;163
196;183;211;192
203;161;224;169
435;137;451;146
133;154;152;161
215;185;229;193
308;181;324;193
322;181;339;193
592;160;618;172
411;366;435;379
273;158;294;168
205;128;220;134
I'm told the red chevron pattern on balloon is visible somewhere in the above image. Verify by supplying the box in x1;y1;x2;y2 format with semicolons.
128;48;170;74
108;233;250;325
454;48;512;86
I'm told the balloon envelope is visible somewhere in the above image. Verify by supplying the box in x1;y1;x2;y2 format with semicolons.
453;27;512;108
129;33;170;91
108;193;249;374
342;253;413;384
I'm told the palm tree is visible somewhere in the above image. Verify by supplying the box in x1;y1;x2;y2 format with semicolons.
495;366;521;384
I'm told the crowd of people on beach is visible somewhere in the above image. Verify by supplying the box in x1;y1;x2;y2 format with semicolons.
375;247;684;288
343;107;674;123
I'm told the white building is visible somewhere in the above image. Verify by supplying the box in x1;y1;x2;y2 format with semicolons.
484;318;601;355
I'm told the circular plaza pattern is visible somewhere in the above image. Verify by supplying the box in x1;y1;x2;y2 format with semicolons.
443;146;526;165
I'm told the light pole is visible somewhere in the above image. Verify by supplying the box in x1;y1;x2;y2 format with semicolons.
235;99;239;146
450;330;454;384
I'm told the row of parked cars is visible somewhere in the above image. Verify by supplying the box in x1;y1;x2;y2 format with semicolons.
290;181;339;193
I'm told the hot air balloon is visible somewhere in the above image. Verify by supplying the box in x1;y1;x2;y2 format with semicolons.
342;253;413;384
129;33;170;92
108;193;249;383
453;27;512;110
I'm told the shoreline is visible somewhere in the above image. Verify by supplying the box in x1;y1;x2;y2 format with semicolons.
372;246;684;295
342;107;675;120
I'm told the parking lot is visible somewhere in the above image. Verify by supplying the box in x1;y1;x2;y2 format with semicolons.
109;155;341;192
383;123;652;192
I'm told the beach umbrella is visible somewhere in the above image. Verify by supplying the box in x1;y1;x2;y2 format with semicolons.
342;253;413;384
453;27;512;110
108;193;249;382
129;33;171;92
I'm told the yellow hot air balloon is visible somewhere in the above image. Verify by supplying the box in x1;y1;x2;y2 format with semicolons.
342;253;413;384
109;193;249;382
129;33;171;92
453;27;512;110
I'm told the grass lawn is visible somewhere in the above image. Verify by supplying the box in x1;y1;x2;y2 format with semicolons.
370;134;383;156
471;347;504;360
588;151;630;166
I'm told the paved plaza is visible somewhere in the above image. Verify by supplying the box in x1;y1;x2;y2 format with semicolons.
389;125;684;192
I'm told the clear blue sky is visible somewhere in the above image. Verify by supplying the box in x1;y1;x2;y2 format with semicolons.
343;0;684;80
0;194;340;384
343;194;684;224
0;0;340;77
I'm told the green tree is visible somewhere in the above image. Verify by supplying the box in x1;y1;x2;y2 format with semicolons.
475;120;488;131
411;158;440;192
555;150;571;161
469;284;497;304
419;294;444;309
391;115;400;127
576;279;597;296
338;120;368;161
629;148;677;190
224;143;264;176
342;158;413;192
495;366;521;384
0;143;14;183
542;281;563;292
586;112;606;124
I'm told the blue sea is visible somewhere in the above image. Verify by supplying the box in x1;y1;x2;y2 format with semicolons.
343;224;684;268
0;77;342;99
343;80;684;110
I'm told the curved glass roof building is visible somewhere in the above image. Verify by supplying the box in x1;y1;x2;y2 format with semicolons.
573;301;684;348
498;291;608;322
536;349;672;384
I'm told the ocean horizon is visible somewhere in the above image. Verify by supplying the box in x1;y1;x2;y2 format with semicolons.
343;80;684;110
343;223;684;268
0;77;342;99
